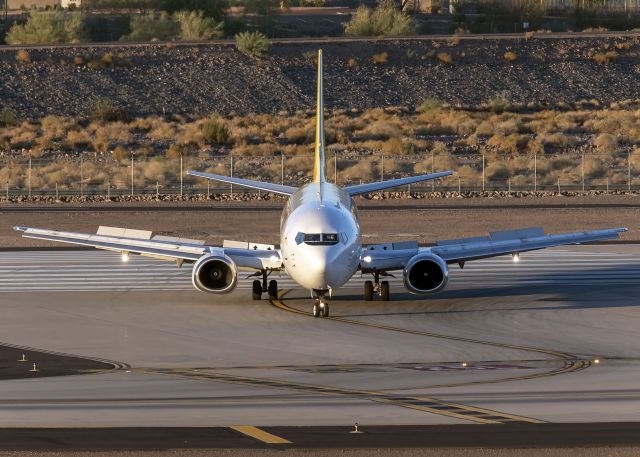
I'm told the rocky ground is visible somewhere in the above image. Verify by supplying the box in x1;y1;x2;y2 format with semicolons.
1;35;640;119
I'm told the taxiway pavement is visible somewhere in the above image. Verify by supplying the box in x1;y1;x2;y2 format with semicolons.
0;246;638;435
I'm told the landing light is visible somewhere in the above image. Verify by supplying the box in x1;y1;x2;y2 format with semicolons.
363;255;372;263
121;252;129;263
269;255;279;263
512;253;520;263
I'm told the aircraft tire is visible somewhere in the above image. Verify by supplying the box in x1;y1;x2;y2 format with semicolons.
268;280;278;299
313;304;320;317
380;281;390;301
252;280;262;300
364;281;374;301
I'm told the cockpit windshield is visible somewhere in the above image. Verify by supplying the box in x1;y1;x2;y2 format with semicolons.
301;233;339;245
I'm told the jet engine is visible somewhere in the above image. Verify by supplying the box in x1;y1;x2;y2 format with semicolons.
403;253;449;294
192;254;237;293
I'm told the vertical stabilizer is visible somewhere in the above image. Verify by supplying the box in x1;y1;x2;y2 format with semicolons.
313;49;326;183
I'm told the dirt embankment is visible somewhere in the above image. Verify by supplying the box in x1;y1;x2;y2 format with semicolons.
1;36;640;119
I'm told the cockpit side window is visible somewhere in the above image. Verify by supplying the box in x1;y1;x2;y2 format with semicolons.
297;233;339;245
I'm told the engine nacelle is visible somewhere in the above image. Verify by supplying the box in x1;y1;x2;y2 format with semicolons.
192;254;237;294
403;253;449;294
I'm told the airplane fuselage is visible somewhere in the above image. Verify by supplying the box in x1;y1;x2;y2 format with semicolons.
280;182;362;292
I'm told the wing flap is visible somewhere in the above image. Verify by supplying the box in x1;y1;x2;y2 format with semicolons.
431;228;628;263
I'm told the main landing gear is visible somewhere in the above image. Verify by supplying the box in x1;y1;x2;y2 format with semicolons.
363;271;390;301
312;290;330;318
251;270;278;301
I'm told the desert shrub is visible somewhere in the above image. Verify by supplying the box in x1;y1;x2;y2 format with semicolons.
437;52;453;64
122;12;178;41
417;98;442;112
372;52;388;65
175;10;223;40
73;55;84;66
592;51;617;64
344;0;415;37
475;120;494;137
235;31;269;58
503;51;517;62
15;50;30;63
91;99;129;122
582;156;606;178
539;133;577;151
342;159;376;182
202;116;230;145
593;133;618;153
487;133;528;154
159;0;227;21
65;129;91;149
0;107;18;127
113;145;129;160
449;35;461;46
6;11;84;44
485;162;511;180
283;126;311;145
524;31;535;41
346;58;358;68
488;92;510;113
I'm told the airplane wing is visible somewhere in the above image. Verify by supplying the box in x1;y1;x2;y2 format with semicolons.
13;226;282;271
344;171;453;196
361;227;628;271
187;171;297;196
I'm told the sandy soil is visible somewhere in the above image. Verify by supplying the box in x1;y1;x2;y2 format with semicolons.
0;195;637;248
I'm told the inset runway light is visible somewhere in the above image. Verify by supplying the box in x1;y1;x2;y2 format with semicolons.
461;362;468;367
363;256;372;263
121;252;129;262
512;253;520;263
349;422;363;434
594;358;600;365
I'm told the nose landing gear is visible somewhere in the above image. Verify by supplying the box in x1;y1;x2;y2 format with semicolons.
312;290;330;318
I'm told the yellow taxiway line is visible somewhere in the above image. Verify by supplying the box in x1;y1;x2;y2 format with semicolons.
230;425;291;444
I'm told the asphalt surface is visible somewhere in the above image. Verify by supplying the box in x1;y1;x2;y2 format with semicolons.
0;246;639;449
1;423;640;450
0;344;118;380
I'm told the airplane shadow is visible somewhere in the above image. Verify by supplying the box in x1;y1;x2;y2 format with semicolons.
284;264;640;317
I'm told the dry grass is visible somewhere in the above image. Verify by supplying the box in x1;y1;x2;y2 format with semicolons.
437;52;453;65
592;50;618;64
372;52;389;65
15;50;30;63
503;51;517;62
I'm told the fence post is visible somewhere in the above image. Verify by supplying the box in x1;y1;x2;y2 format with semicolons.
180;154;183;197
130;155;134;196
55;183;59;201
5;180;8;200
534;153;537;192
458;177;461;194
628;151;632;191
207;181;210;198
607;177;609;192
581;153;585;192
508;178;511;194
107;179;110;199
156;181;159;199
281;154;285;186
431;150;435;191
80;155;83;197
334;151;338;184
557;177;560;194
230;153;234;196
28;157;32;198
381;154;384;182
482;154;485;191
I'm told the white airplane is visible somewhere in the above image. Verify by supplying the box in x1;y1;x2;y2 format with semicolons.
15;50;627;318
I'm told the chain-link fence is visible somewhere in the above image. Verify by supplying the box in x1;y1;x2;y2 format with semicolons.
0;151;638;197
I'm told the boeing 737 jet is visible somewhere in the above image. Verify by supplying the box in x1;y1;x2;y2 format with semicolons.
15;50;627;318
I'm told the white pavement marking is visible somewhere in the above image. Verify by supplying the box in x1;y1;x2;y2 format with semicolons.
0;250;637;293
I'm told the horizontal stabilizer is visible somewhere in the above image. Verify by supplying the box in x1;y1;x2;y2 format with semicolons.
187;171;297;196
345;171;453;196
